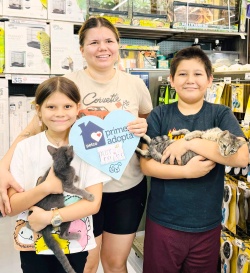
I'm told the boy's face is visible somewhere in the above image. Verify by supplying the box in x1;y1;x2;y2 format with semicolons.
170;58;213;104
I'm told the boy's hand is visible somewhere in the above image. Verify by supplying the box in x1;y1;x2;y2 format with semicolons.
127;118;148;137
0;168;23;216
183;156;216;178
161;138;188;165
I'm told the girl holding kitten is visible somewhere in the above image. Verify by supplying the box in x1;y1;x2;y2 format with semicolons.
6;77;110;273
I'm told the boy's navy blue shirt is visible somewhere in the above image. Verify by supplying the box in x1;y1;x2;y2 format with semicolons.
146;101;245;232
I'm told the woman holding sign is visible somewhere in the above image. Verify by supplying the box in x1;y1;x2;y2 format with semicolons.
0;17;153;273
64;17;153;273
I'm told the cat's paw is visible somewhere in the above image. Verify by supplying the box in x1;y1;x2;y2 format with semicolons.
62;232;81;240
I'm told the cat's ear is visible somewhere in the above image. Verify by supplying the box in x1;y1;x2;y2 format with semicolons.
47;145;57;155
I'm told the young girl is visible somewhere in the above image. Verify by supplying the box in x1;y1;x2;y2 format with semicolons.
7;77;110;273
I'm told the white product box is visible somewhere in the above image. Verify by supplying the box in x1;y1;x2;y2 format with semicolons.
0;21;5;74
50;21;85;74
2;0;47;19
5;19;50;74
9;95;28;145
26;96;36;124
48;0;86;22
0;78;9;159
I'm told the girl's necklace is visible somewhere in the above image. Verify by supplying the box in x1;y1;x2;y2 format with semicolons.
45;131;66;147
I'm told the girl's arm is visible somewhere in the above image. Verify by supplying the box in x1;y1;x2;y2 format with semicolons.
0;114;42;215
27;183;103;232
161;137;248;167
140;144;216;179
6;168;63;216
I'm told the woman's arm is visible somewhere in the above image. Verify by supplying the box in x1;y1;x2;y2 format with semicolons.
140;144;216;179
27;183;103;232
161;137;248;167
0;114;42;215
6;168;63;216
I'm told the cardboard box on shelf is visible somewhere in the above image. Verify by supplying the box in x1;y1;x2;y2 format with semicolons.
131;0;171;28
2;0;47;19
5;19;50;74
172;1;238;31
48;0;86;22
9;95;27;146
50;21;85;74
0;78;9;159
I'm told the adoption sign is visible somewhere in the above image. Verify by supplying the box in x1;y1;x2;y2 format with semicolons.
69;110;140;180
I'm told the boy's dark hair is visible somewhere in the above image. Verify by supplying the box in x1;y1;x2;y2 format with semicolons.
79;17;120;46
170;47;212;79
35;76;81;106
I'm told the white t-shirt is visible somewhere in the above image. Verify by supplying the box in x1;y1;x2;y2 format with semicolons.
10;131;111;254
65;69;153;192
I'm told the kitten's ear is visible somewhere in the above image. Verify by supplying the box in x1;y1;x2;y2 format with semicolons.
47;145;57;155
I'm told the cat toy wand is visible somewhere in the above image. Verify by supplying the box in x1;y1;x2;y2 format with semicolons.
221;241;233;273
222;184;232;226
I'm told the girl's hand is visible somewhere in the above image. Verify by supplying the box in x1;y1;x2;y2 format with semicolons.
127;118;148;137
183;156;216;178
28;206;52;232
0;167;23;216
43;167;63;195
161;138;189;165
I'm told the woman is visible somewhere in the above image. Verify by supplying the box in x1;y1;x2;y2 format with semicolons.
0;17;153;273
64;17;153;273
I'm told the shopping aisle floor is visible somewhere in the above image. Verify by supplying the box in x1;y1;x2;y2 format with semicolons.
0;216;140;273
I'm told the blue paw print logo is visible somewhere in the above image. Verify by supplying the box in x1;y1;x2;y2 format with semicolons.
109;162;122;173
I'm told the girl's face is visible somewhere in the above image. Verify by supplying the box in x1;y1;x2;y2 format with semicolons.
170;58;213;104
80;26;119;71
36;91;80;133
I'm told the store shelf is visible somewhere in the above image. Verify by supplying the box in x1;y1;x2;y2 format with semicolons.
115;24;247;43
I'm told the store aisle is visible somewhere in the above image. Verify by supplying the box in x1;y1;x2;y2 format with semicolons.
0;216;139;273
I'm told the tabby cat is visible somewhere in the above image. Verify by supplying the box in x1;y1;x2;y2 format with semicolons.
136;127;246;165
33;145;94;273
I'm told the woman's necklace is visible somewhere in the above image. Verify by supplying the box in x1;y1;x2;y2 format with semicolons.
45;131;67;147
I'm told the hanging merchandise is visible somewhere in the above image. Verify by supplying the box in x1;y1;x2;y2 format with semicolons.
232;84;244;113
213;39;222;51
221;240;233;273
192;38;201;49
157;83;178;105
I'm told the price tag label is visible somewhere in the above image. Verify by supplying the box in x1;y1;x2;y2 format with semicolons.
224;77;231;84
11;75;49;84
245;73;250;80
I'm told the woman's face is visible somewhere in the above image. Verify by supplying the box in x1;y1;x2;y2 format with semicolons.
80;26;119;71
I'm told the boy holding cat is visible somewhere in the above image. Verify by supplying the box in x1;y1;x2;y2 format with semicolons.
140;46;248;273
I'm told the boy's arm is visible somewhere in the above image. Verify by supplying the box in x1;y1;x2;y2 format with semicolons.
0;114;42;215
161;137;248;167
140;144;216;179
27;183;103;232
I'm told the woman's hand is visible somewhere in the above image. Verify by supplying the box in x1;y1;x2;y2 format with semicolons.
183;156;216;178
127;118;148;137
28;206;52;232
0;167;23;216
161;138;189;165
43;167;63;195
